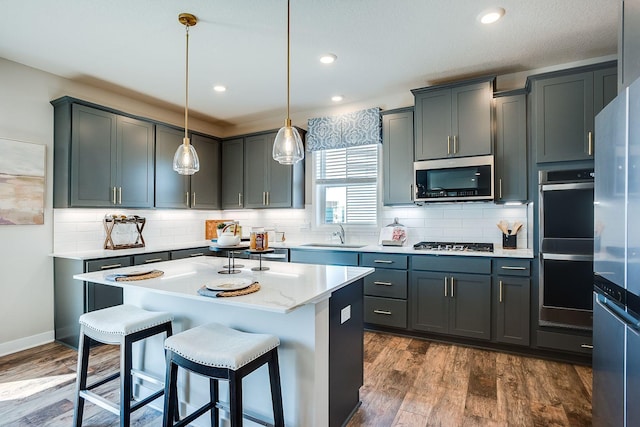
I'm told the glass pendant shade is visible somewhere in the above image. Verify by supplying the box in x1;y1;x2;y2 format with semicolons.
273;122;304;165
172;137;200;175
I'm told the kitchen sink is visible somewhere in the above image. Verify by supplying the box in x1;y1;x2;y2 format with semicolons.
300;243;366;249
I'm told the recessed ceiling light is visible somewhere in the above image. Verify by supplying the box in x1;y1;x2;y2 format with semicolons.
320;53;337;64
213;85;226;92
478;7;505;24
331;95;343;102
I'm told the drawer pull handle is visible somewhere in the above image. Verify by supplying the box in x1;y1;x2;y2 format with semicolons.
374;281;393;286
501;266;527;270
144;258;164;263
373;310;392;316
100;263;122;270
374;260;393;264
581;344;593;349
189;253;204;257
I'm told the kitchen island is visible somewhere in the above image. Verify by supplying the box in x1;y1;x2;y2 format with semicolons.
74;256;373;427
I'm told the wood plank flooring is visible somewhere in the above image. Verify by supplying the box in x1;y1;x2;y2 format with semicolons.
0;332;591;426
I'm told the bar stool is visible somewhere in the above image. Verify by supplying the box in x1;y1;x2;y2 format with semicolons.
162;322;285;427
73;304;174;427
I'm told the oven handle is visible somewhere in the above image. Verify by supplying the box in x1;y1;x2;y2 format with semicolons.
542;253;593;261
540;182;594;191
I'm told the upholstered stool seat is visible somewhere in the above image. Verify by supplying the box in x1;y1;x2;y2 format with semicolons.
73;304;174;427
163;322;285;427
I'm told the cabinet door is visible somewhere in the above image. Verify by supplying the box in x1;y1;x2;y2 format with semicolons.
221;138;245;209
448;274;491;340
190;134;221;209
383;109;414;205
414;89;451;160
85;256;131;312
534;71;594;162
451;82;493;157
155;125;190;208
594;67;618;115
244;134;269;208
410;271;449;334
266;132;294;208
70;104;116;207
116;116;155;208
494;276;530;346
495;94;527;202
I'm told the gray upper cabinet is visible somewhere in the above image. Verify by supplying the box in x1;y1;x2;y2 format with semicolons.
620;0;640;90
190;133;221;209
155;126;221;209
52;98;154;208
530;62;617;163
412;77;494;160
244;131;304;209
155;125;190;208
494;91;527;202
221;138;244;209
382;108;414;205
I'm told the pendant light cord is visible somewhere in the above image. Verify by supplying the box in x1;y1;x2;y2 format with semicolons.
286;0;291;124
184;24;190;144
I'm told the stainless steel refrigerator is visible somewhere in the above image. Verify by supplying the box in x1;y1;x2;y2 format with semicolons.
593;75;640;427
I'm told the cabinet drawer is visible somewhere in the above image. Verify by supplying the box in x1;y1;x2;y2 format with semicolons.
494;259;531;276
412;255;491;274
134;252;169;265
171;247;210;260
86;256;132;272
361;253;408;269
364;297;407;329
364;270;407;298
537;330;593;354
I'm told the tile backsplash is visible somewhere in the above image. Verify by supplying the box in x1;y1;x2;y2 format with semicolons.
53;202;530;253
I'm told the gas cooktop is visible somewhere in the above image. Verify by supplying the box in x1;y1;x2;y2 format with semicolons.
413;241;494;252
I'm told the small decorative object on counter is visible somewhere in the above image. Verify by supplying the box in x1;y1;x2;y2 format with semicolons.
378;218;407;246
250;227;268;250
497;220;522;249
103;214;146;250
217;223;241;246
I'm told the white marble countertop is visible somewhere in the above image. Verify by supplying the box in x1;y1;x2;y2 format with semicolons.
73;256;374;314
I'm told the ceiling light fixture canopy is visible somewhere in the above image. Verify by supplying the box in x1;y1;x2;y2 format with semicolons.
173;12;200;175
273;0;304;165
478;7;505;24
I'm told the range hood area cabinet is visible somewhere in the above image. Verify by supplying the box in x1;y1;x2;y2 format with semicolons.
242;130;305;209
155;125;221;209
528;61;617;164
412;76;495;161
494;90;528;202
52;98;155;208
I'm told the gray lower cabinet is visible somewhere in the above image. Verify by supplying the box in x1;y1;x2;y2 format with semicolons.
290;249;359;266
52;99;155;208
494;91;527;202
221;138;245;209
155;126;221;209
529;62;617;163
412;77;494;160
410;256;492;340
133;252;170;265
170;247;211;260
493;259;531;346
382;108;414;205
244;131;304;209
361;253;408;329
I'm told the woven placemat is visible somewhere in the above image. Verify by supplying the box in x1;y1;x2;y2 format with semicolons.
111;270;164;281
197;282;260;298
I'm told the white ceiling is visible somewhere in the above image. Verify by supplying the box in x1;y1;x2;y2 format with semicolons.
0;0;619;128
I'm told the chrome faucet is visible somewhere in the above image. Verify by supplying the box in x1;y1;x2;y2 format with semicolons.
333;224;345;244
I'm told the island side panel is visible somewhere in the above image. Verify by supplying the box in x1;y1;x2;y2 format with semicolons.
124;286;328;427
329;278;364;427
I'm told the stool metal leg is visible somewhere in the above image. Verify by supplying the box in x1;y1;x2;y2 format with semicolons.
121;336;133;427
268;350;285;427
229;370;243;427
73;331;91;427
210;378;219;427
163;353;179;427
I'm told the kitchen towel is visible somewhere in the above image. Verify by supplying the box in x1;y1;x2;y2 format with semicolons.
197;282;260;298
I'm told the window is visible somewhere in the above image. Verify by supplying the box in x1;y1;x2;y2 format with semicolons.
314;144;379;225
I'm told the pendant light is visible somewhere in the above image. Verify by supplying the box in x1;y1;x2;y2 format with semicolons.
272;0;304;165
173;13;200;175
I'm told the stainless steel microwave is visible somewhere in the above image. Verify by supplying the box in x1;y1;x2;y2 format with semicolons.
413;155;494;202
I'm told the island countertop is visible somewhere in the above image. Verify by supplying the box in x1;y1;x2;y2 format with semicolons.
73;256;374;314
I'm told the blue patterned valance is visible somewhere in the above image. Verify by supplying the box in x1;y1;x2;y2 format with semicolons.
307;107;381;151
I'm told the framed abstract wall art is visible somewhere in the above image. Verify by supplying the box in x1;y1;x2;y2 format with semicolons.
0;138;46;225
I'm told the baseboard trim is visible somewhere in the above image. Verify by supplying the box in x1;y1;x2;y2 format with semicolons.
0;330;55;357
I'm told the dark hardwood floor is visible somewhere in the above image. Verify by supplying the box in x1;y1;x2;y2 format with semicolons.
0;332;591;426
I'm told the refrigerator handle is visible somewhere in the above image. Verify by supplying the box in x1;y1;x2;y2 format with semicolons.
597;293;640;328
